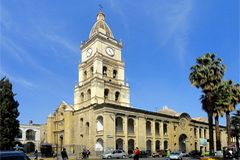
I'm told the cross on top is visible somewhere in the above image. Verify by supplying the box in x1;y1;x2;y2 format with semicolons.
99;4;103;11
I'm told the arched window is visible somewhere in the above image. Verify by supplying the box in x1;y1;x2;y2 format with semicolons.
80;118;83;128
91;66;94;76
113;70;117;79
146;121;151;136
87;89;91;99
86;122;90;135
163;123;168;135
116;117;123;132
96;116;104;131
103;66;107;76
81;92;84;102
104;89;109;99
155;122;160;136
194;128;197;138
199;128;202;138
84;71;87;79
26;129;36;140
128;118;134;134
204;129;206;138
115;91;120;101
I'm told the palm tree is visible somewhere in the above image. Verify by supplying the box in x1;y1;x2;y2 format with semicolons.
231;109;240;150
190;53;225;154
201;93;223;151
225;83;240;146
214;81;240;146
211;82;228;150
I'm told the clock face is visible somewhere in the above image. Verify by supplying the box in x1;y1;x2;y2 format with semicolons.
106;47;114;56
86;48;92;57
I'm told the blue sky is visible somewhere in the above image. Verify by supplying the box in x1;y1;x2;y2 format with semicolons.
1;0;239;125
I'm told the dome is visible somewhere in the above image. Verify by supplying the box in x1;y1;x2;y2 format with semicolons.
89;11;114;38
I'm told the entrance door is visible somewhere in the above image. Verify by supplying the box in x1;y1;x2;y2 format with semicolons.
179;134;187;152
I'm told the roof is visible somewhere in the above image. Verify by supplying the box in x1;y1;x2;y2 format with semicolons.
158;106;177;116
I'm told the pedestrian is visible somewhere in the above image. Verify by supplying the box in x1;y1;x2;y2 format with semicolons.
34;149;38;160
133;147;140;160
86;150;90;158
166;149;171;157
82;149;86;159
61;148;68;160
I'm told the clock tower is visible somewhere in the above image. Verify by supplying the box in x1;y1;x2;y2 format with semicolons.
74;11;130;110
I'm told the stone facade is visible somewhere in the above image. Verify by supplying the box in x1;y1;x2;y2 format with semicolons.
46;11;227;157
15;122;43;152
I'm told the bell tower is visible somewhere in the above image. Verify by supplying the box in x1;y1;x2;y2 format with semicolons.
74;11;130;110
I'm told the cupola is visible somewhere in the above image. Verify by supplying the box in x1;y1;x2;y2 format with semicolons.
89;11;114;38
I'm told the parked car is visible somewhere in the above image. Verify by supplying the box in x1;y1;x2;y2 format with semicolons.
152;149;166;157
102;150;126;159
129;151;148;158
215;150;223;158
139;151;148;158
0;151;31;160
188;150;201;157
181;154;191;160
169;152;183;160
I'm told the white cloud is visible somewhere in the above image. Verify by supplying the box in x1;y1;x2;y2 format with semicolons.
1;35;52;74
42;33;79;54
0;69;37;90
148;1;193;65
108;1;193;66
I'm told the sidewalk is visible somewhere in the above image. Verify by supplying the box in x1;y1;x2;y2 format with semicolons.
33;156;101;160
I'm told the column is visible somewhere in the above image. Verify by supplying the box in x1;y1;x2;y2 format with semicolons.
124;116;128;152
104;113;115;151
160;121;164;149
135;117;139;148
152;120;155;152
138;117;146;150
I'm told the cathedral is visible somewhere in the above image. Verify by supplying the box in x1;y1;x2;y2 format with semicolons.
46;11;227;157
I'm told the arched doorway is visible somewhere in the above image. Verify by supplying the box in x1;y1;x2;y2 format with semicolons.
24;142;35;153
155;140;160;151
164;141;168;150
116;139;123;150
179;134;187;152
95;138;104;151
128;139;134;154
146;140;152;156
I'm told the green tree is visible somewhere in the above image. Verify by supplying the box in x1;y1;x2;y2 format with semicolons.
231;109;240;150
190;53;225;154
216;81;240;146
0;77;20;150
211;81;227;150
201;93;222;151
